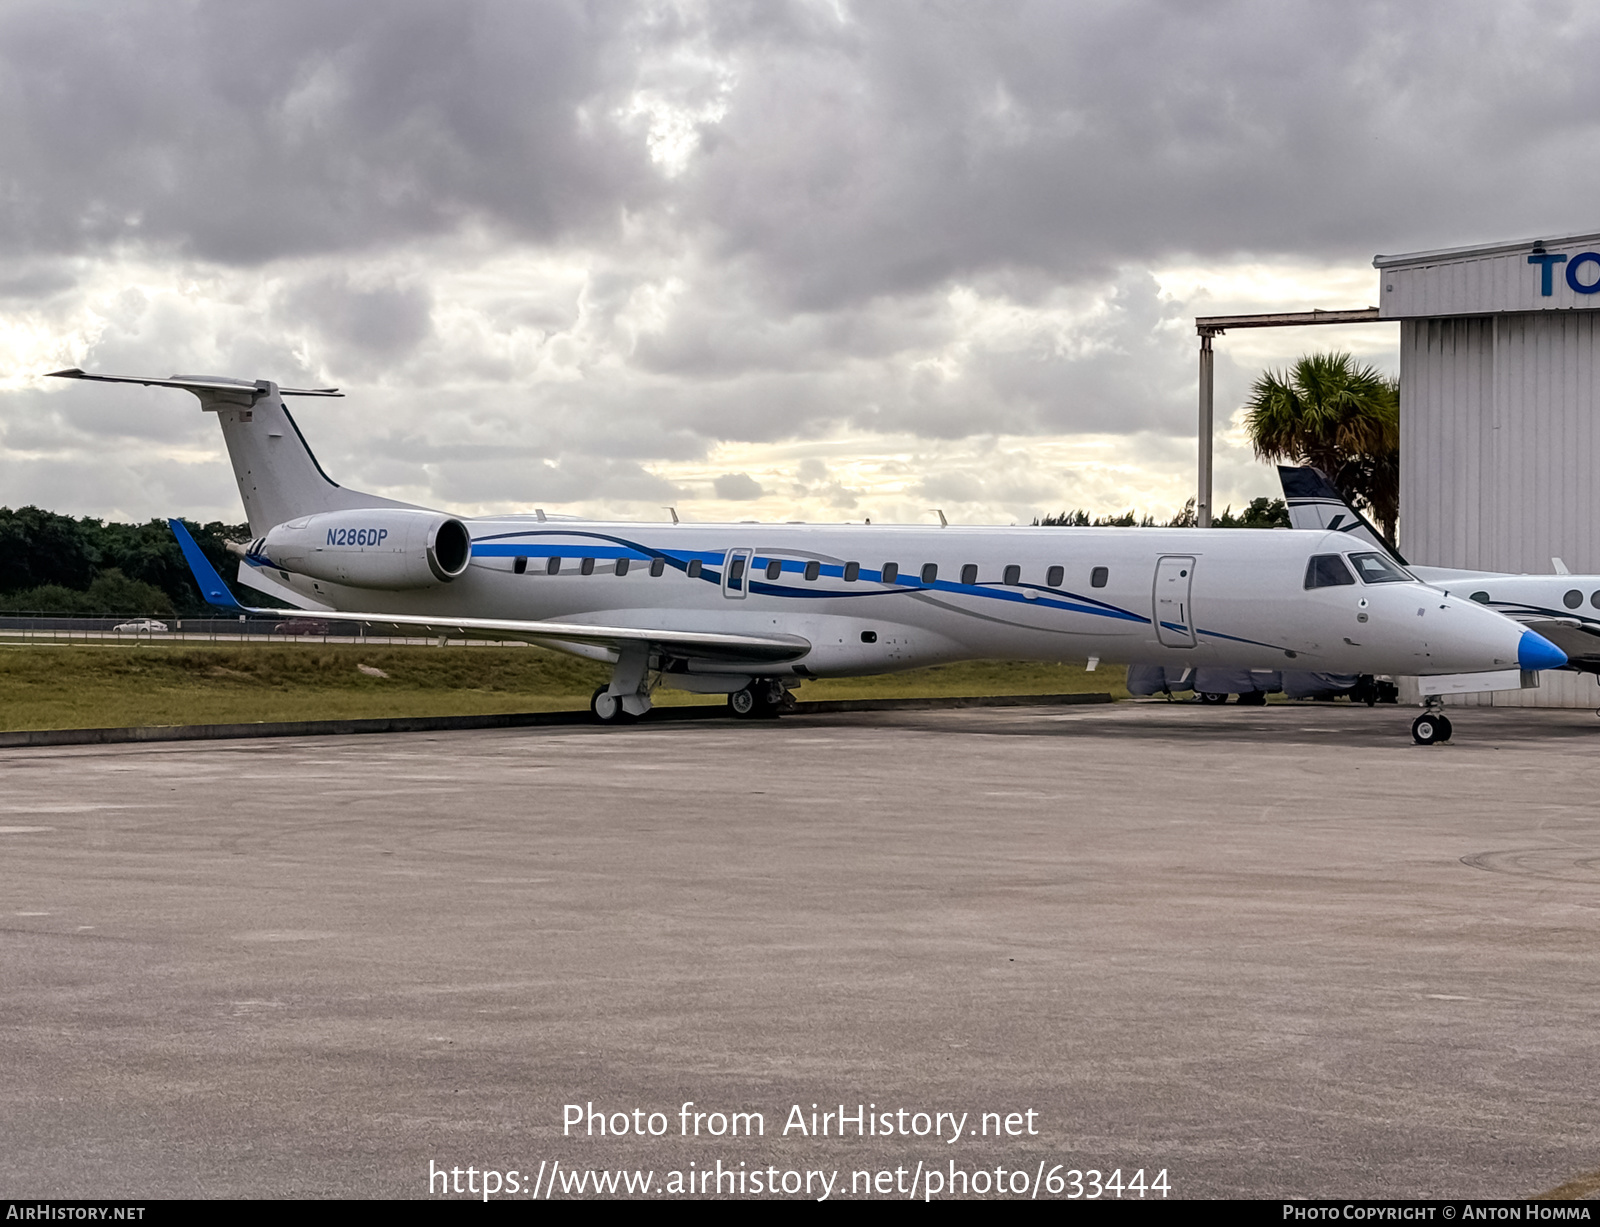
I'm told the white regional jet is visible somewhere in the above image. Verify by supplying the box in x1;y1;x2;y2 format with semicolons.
1278;465;1600;678
50;369;1565;743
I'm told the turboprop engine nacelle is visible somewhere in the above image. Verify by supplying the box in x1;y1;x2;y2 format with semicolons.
257;508;472;589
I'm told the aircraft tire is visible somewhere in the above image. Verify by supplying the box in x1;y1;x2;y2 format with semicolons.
1411;713;1448;745
591;686;622;723
1236;690;1268;706
728;688;758;718
1197;691;1228;706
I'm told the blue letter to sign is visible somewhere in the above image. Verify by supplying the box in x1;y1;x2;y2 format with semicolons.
1529;253;1569;296
1567;252;1600;294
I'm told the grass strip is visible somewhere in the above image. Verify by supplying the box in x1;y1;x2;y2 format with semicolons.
0;641;1127;731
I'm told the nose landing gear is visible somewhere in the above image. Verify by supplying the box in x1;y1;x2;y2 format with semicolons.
1411;698;1453;745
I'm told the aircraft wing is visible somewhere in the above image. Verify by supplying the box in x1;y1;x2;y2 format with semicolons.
170;519;810;665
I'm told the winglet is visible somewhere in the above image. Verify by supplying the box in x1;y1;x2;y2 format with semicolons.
168;518;245;610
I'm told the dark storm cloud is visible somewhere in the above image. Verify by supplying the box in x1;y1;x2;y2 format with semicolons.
10;0;1600;521
8;0;1599;289
680;0;1600;308
0;0;654;263
282;274;434;356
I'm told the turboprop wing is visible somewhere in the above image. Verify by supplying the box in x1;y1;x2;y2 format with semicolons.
169;519;811;666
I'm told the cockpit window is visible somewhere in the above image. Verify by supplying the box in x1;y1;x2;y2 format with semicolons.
1347;552;1411;584
1305;554;1356;589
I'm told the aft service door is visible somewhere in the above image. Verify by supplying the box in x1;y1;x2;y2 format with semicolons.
1153;555;1196;647
723;548;752;599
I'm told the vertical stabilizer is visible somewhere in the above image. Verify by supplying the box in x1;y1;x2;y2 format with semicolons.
48;370;416;534
1277;465;1406;565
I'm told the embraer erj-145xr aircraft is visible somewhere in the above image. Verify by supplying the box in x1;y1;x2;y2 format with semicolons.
1278;465;1600;678
51;369;1565;742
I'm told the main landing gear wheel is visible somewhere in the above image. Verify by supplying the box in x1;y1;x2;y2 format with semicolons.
590;686;638;724
728;680;791;719
1197;691;1228;706
1411;713;1453;745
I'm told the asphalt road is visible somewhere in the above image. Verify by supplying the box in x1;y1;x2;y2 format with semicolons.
3;700;1599;1200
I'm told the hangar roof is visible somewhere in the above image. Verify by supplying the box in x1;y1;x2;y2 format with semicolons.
1374;231;1600;269
1374;229;1600;319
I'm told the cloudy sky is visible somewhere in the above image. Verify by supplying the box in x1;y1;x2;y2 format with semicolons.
3;0;1598;528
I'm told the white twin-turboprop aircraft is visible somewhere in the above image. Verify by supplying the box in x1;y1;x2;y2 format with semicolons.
50;369;1565;743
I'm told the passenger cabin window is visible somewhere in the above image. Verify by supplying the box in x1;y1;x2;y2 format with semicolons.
844;561;860;582
804;560;820;581
546;556;561;575
580;557;595;576
649;557;665;577
1047;565;1064;588
1565;589;1583;609
1347;552;1410;584
687;559;703;578
961;563;978;585
921;563;938;584
615;557;630;576
513;556;527;575
1305;554;1356;588
1090;566;1108;588
766;559;782;580
881;563;899;584
1003;564;1021;586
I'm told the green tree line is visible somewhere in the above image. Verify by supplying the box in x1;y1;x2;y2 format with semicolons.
0;506;247;616
1035;496;1289;529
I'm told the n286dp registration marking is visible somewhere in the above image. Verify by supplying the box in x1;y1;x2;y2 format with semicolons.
327;527;389;546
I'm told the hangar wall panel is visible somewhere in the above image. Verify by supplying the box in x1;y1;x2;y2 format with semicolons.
1402;312;1600;576
1402;310;1600;707
1400;318;1495;570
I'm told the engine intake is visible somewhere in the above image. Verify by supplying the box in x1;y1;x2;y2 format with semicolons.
260;509;473;590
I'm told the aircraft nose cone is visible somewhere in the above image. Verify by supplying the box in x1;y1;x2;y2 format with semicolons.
1518;630;1568;672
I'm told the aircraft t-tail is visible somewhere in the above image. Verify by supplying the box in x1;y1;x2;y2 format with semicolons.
51;368;1564;743
1278;464;1600;678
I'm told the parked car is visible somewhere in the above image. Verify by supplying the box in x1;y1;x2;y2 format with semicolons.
273;620;331;635
112;619;169;633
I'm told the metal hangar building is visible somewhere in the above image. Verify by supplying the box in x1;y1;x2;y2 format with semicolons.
1193;230;1600;708
1378;231;1600;707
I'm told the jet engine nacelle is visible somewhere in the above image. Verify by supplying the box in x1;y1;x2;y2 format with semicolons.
258;508;472;589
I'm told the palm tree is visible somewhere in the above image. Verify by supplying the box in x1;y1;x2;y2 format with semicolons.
1243;352;1399;547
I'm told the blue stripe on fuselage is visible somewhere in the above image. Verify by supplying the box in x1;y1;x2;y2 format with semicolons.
469;528;1154;626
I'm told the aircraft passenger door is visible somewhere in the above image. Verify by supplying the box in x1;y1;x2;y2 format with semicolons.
1153;555;1197;647
723;548;752;599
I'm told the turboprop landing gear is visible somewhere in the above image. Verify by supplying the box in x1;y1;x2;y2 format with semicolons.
728;679;795;719
1411;698;1453;746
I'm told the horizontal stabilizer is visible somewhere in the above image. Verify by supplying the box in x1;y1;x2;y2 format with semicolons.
48;368;341;397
